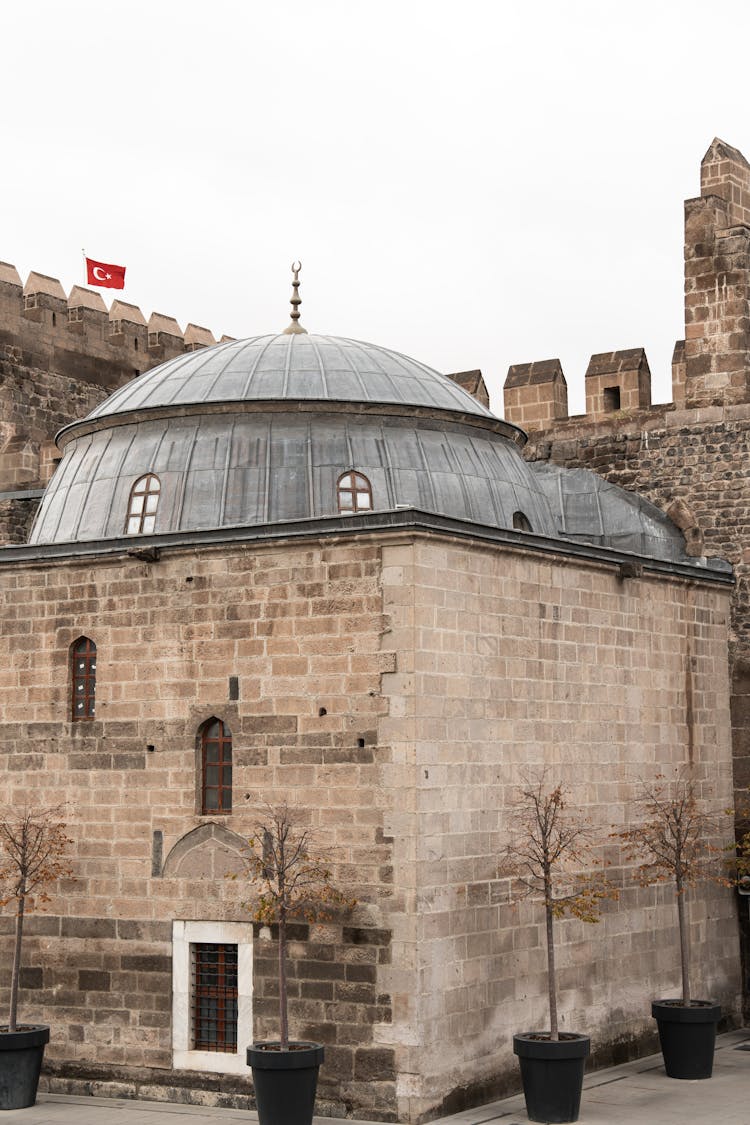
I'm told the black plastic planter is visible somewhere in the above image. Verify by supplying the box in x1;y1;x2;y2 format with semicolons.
0;1024;50;1110
513;1032;589;1124
247;1041;324;1125
651;1000;721;1079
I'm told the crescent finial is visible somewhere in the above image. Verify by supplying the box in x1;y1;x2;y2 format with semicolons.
282;260;307;335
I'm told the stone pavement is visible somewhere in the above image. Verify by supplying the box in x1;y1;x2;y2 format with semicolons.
6;1030;749;1125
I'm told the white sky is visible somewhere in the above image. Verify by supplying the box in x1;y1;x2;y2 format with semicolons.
2;0;749;416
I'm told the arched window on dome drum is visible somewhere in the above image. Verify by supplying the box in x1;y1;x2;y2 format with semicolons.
337;471;373;515
512;510;533;533
126;474;161;535
201;719;232;815
71;637;96;721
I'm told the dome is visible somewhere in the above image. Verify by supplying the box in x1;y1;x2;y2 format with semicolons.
28;330;698;567
84;333;495;420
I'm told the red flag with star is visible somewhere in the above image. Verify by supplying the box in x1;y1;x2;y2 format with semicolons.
85;257;126;289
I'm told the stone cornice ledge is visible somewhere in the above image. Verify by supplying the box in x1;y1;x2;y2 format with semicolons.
0;507;734;585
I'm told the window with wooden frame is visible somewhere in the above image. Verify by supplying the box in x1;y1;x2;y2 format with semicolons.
191;943;238;1052
125;473;161;535
337;470;373;514
201;719;232;815
71;637;96;721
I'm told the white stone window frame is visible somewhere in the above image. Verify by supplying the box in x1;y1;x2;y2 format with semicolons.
172;919;253;1075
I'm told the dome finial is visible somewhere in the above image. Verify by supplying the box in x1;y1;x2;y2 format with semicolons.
282;260;307;335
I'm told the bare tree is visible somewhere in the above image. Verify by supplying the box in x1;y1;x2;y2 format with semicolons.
0;805;73;1031
614;772;729;1005
501;774;615;1040
234;804;354;1049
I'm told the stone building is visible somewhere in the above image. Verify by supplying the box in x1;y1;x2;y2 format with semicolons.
504;137;750;1018
0;153;742;1122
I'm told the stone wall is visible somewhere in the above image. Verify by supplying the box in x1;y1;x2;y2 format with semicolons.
379;534;737;1122
0;525;739;1122
501;138;750;815
502;136;750;1021
0;537;398;1119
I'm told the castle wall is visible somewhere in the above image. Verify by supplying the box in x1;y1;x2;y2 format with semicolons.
0;264;225;542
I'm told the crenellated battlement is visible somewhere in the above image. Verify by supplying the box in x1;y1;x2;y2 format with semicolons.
0;262;235;525
504;136;750;429
504;345;684;430
0;260;232;390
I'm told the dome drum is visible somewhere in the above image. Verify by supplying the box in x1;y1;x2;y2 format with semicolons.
31;410;556;544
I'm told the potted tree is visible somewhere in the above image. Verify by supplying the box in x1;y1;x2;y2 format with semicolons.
0;804;73;1109
615;772;728;1079
502;774;615;1124
236;803;354;1125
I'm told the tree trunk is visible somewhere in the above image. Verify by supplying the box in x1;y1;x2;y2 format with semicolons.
545;874;558;1040
676;879;691;1004
278;908;289;1049
8;894;24;1032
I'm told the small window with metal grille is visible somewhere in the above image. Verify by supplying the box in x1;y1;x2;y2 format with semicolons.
172;920;251;1074
126;474;161;535
337;470;373;515
191;943;238;1052
201;719;232;814
71;637;96;721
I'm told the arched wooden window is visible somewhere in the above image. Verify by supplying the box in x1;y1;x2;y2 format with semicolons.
71;637;96;721
201;719;232;815
126;473;161;535
512;510;533;532
337;471;373;515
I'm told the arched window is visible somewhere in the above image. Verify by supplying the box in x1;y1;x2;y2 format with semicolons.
126;474;161;535
512;510;533;532
337;471;373;515
201;719;232;815
71;637;96;721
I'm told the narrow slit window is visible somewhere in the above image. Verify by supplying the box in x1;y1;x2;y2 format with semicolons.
191;943;238;1052
512;510;533;532
126;473;161;535
201;719;232;814
337;470;373;514
71;637;96;721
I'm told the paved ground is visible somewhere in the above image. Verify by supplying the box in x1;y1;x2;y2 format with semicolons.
7;1029;749;1125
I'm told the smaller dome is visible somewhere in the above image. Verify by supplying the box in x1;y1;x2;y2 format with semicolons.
85;334;496;420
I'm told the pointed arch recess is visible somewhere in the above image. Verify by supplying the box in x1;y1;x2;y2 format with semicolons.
161;822;249;879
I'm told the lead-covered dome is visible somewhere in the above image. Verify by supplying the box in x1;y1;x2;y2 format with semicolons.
28;328;697;566
85;334;496;419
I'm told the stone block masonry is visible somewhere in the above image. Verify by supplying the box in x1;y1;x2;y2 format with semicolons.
0;525;739;1122
503;136;750;1024
378;534;737;1123
0;537;398;1119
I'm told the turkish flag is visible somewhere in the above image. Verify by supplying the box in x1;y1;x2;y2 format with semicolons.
85;257;126;289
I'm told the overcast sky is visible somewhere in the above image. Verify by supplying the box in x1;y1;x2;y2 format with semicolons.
3;1;749;416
